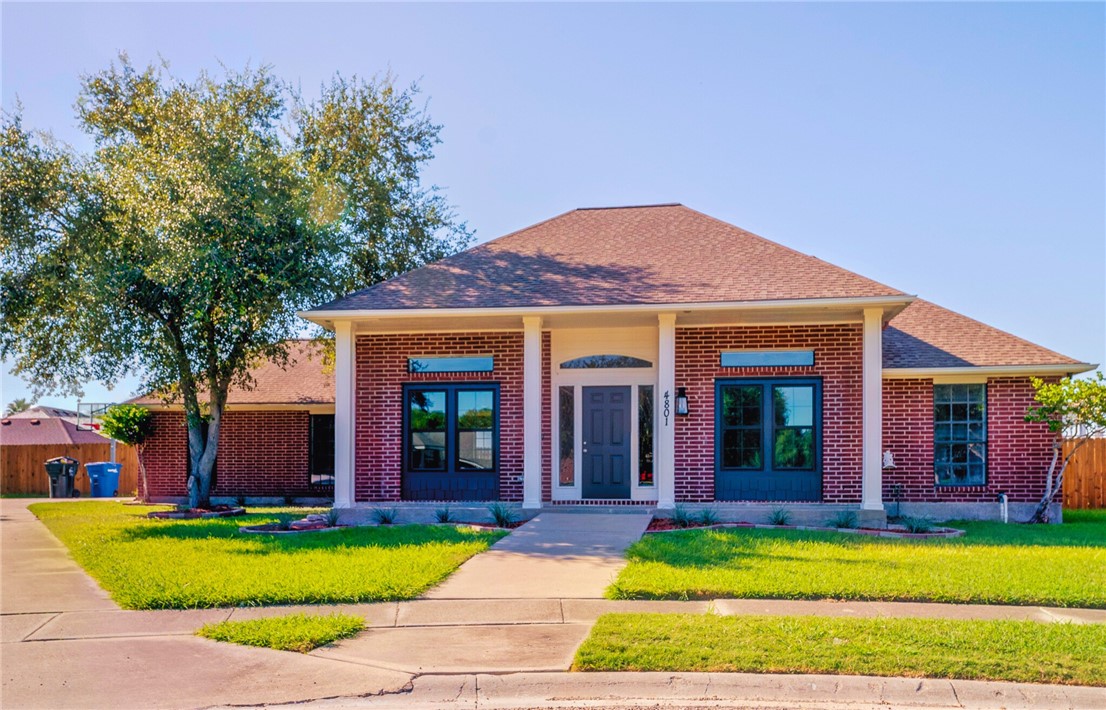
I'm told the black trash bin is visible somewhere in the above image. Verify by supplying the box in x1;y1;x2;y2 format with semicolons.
45;457;80;498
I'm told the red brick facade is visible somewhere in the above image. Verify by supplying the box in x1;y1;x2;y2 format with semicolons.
354;331;545;502
673;324;865;503
144;410;323;499
882;376;1056;503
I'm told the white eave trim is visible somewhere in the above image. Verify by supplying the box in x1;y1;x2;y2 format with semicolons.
299;295;916;325
883;363;1097;379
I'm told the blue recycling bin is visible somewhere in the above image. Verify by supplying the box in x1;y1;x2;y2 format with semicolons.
86;462;122;498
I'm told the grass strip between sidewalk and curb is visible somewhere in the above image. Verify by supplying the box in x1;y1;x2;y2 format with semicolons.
608;509;1106;607
29;501;506;609
574;613;1106;686
198;612;365;653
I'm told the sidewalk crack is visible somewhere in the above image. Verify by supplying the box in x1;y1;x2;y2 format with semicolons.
20;612;59;642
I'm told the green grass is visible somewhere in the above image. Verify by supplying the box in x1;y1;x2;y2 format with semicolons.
574;613;1106;686
29;501;505;609
198;613;365;653
609;509;1106;607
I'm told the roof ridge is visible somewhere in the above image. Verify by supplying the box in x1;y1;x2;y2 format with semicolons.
575;203;683;211
679;204;909;297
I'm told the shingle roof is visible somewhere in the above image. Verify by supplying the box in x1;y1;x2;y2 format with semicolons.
128;341;334;406
315;204;907;311
0;417;112;446
883;299;1083;370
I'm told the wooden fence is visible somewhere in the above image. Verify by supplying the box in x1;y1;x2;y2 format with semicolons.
1062;439;1106;510
1;443;140;497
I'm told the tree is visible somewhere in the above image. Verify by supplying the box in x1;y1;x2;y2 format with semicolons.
100;404;155;501
1;57;470;508
1024;372;1106;523
4;398;34;416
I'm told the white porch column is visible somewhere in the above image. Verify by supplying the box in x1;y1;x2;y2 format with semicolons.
522;316;543;509
333;321;356;508
657;313;677;509
861;307;883;513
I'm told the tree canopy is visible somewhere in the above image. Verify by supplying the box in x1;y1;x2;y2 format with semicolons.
1;57;470;506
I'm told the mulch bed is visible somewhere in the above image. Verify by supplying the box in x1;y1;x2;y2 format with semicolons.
147;505;246;520
454;520;527;530
646;517;963;539
238;522;346;535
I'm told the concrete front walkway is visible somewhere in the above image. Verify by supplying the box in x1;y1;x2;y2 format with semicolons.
425;509;653;599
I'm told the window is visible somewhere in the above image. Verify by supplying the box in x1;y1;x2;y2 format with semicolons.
558;386;574;486
721;350;815;367
560;354;653;369
934;384;986;486
638;385;654;486
408;356;493;373
309;414;336;486
405;385;498;475
717;378;821;473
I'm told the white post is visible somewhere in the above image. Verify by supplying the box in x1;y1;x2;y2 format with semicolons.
657;313;677;509
861;307;884;515
333;321;356;508
523;316;543;509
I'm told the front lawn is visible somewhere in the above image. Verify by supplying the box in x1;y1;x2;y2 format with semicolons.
574;613;1106;686
608;509;1106;607
30;501;505;609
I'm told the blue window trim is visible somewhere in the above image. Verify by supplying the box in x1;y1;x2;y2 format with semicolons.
715;377;823;475
402;383;501;475
721;350;815;368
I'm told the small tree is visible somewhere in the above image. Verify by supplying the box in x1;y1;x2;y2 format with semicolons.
100;404;155;501
1024;372;1106;523
4;397;34;416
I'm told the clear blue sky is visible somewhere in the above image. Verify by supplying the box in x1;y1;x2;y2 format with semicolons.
3;2;1104;410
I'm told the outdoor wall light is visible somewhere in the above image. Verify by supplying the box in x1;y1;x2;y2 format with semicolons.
675;387;690;416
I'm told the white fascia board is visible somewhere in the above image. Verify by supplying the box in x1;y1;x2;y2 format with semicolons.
882;363;1097;379
298;295;917;327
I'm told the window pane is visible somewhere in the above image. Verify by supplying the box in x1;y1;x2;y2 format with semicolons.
638;385;654;486
409;391;446;431
456;390;494;471
773;386;813;427
722;386;761;426
559;386;574;486
560;354;653;369
774;428;814;469
934;384;987;486
309;415;336;486
410;432;446;471
723;429;762;469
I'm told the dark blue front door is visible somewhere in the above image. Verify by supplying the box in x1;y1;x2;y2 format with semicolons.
582;386;631;499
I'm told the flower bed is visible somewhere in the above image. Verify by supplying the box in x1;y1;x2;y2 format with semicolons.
646;517;964;539
148;505;246;520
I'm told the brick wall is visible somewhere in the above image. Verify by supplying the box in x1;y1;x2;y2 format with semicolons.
354;331;536;502
882;377;1056;503
144;410;321;498
674;324;864;503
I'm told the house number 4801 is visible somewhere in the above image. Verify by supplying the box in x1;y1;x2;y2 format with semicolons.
663;389;671;425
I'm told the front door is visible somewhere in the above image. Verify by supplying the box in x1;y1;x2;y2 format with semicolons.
582;386;631;499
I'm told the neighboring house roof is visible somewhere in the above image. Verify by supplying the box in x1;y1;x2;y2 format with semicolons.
7;405;80;420
883;299;1083;370
314;204;907;311
128;341;335;407
0;417;112;446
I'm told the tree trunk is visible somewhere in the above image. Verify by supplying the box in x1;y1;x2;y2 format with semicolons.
136;443;149;502
185;403;223;509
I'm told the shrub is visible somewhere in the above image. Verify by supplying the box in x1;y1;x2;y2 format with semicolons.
900;516;934;534
435;507;455;524
325;508;340;527
671;505;695;529
828;511;858;529
698;507;720;526
769;506;792;526
372;507;398;525
487;502;518;528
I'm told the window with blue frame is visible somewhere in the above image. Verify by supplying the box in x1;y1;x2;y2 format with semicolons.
934;383;987;486
716;378;822;475
404;384;499;475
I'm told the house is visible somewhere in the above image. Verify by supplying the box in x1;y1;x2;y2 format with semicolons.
7;405;82;423
129;341;336;503
296;204;1093;524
